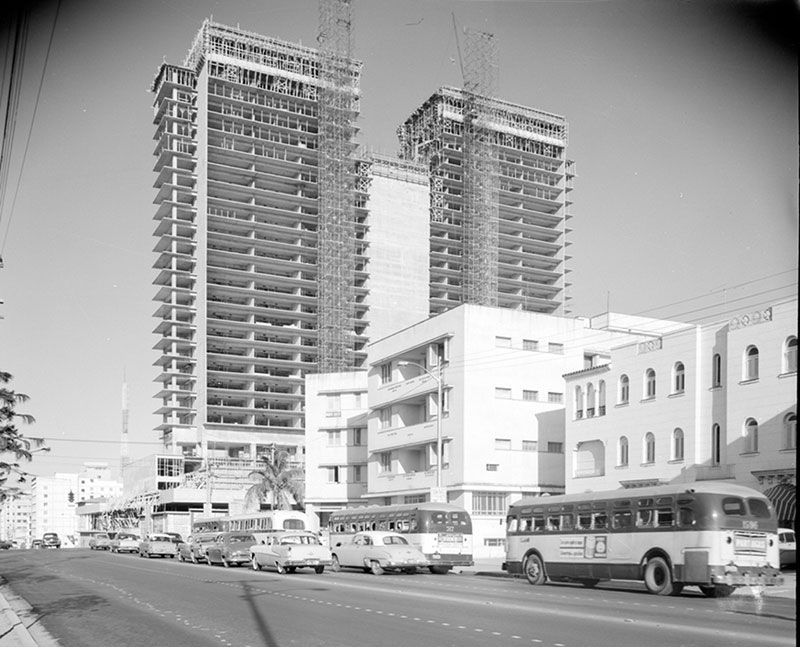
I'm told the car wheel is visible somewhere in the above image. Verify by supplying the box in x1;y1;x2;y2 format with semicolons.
331;555;341;572
314;565;325;574
251;555;261;571
222;557;230;568
403;567;417;574
275;561;286;575
370;561;384;576
191;553;198;564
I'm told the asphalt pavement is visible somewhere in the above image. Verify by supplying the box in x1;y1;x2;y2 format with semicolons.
1;560;795;647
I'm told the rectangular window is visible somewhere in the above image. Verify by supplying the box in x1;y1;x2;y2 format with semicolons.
523;390;538;401
495;336;512;348
352;465;364;482
494;438;511;451
523;339;539;351
379;452;392;473
352;428;364;446
486;463;499;471
495;387;512;399
548;343;564;354
380;407;392;429
327;430;342;446
472;492;507;516
547;442;563;454
548;392;563;403
326;466;340;483
353;392;363;409
327;394;341;414
380;363;392;385
522;440;538;452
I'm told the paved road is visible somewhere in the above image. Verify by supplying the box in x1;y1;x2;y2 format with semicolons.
1;549;795;647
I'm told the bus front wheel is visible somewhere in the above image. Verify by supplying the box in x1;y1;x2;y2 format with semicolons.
644;557;675;596
524;554;546;585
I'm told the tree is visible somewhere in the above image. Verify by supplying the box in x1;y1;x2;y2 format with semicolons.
244;449;304;512
1;371;47;501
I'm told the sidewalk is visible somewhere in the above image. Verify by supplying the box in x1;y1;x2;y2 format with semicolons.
457;559;797;599
0;578;58;647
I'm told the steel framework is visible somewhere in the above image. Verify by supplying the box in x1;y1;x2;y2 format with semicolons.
317;0;359;372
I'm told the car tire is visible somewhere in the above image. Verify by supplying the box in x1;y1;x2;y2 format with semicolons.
370;561;384;576
331;555;341;572
191;553;198;564
222;557;230;568
251;556;262;571
314;565;325;574
276;561;286;575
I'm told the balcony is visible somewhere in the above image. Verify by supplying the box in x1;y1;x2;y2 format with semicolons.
372;373;437;409
372;419;438;453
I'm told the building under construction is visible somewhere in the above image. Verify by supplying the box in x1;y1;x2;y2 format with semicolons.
398;85;574;315
151;18;367;463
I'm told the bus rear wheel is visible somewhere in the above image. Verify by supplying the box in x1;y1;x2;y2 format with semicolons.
699;584;734;598
644;557;675;596
524;554;546;585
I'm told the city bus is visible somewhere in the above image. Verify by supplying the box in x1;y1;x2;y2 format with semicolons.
503;482;783;597
328;503;474;574
192;510;308;542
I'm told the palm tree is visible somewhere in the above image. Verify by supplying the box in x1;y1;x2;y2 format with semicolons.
244;449;305;512
1;371;47;500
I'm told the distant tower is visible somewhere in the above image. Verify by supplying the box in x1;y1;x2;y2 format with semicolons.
120;377;130;475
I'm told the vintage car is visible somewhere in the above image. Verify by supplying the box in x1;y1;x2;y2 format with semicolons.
89;533;112;550
42;532;62;548
110;532;141;554
331;531;428;575
206;532;258;567
139;533;178;558
178;532;218;564
250;530;332;574
779;528;796;568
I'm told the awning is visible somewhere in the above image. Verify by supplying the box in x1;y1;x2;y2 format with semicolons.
764;483;796;523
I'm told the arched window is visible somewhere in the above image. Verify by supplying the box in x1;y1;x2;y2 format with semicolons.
744;346;759;381
575;386;584;419
644;369;656;399
784;336;798;374
644;432;656;463
673;362;685;394
712;353;722;387
618;436;629;467
743;418;759;453
711;423;722;466
598;380;606;416
619;374;630;404
784;412;797;450
672;428;685;461
587;383;596;417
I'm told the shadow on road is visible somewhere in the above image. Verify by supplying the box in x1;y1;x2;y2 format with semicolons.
239;580;281;647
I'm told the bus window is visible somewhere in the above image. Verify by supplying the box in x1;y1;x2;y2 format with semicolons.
636;510;655;527
747;499;771;519
532;517;544;532
638;498;654;508
592;512;607;529
612;510;632;529
577;513;592;530
656;496;673;506
507;517;519;533
722;498;745;516
656;509;674;527
679;508;696;527
546;516;560;531
397;520;409;532
561;514;574;531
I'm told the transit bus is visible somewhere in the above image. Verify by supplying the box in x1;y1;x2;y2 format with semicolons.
328;503;474;574
503;482;783;597
192;510;308;542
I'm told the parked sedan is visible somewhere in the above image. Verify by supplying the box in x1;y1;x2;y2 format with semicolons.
110;532;141;554
89;533;112;550
250;531;332;574
206;532;257;567
331;531;428;575
177;533;217;564
139;533;178;558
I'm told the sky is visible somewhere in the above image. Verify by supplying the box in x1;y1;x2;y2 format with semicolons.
0;0;797;481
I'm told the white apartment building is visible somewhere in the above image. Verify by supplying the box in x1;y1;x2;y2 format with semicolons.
563;298;797;524
366;304;678;557
0;492;33;547
304;371;369;530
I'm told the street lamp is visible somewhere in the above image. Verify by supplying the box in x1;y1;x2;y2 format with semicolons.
398;360;444;493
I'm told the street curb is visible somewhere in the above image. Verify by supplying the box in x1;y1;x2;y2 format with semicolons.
0;578;59;647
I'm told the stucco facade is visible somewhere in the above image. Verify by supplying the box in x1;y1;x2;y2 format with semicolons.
564;299;797;508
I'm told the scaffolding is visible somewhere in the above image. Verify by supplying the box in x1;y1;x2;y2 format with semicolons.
317;0;359;372
461;29;500;307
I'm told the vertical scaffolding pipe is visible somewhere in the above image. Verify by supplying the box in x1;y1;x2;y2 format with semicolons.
317;0;358;372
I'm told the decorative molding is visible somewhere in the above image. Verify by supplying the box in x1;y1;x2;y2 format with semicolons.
637;338;662;354
729;307;772;330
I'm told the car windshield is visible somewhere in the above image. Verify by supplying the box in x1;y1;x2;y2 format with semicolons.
230;535;256;543
382;536;409;546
